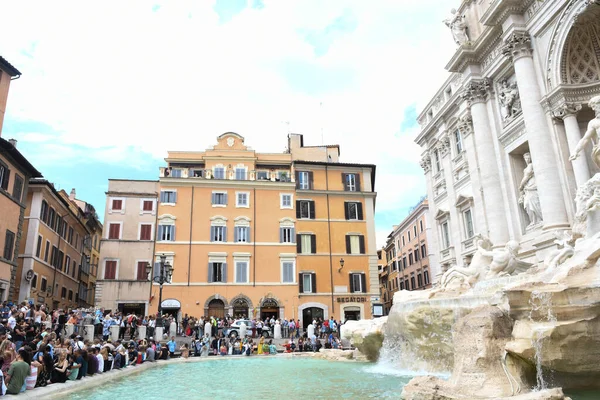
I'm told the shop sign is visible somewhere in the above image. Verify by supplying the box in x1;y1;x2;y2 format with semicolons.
337;297;367;303
161;299;181;308
121;303;142;308
261;298;278;308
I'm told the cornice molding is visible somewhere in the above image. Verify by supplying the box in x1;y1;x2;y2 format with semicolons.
446;25;503;73
480;0;536;26
540;81;600;113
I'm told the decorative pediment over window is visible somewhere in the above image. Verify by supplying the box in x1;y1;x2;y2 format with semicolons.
279;217;296;225
434;209;450;221
158;214;177;223
210;215;228;226
455;194;474;209
234;216;251;226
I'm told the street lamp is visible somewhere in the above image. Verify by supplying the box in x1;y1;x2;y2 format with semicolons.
146;254;173;328
338;258;345;272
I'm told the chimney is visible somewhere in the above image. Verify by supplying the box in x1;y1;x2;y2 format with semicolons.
69;188;76;201
8;139;17;148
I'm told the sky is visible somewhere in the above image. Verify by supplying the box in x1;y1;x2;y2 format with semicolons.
0;0;457;248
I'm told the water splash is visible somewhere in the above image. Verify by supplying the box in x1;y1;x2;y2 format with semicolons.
528;291;557;391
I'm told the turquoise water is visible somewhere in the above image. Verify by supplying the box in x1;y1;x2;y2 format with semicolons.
69;357;412;399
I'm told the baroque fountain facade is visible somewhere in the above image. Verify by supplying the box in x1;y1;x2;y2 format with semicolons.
363;1;600;399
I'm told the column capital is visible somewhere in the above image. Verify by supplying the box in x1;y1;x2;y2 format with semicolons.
502;31;532;62
551;102;583;120
458;113;473;137
462;78;493;106
420;153;432;174
437;135;451;157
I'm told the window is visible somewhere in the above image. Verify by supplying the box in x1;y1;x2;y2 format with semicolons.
297;171;312;190
409;253;414;265
31;274;37;289
40;277;47;292
48;208;56;230
235;261;249;283
236;192;248;207
280;194;293;209
137;261;148;281
68;227;74;244
108;223;121;239
441;221;450;249
208;262;226;283
433;149;441;173
454;129;463;154
65;256;71;275
3;230;15;261
408;231;411;242
401;236;405;247
421;244;427;259
424;269;430;285
104;260;117;279
57;250;64;271
343;173;360;192
235;168;247;180
140;224;153;241
61;221;68;239
212;192;228;206
112;199;123;210
214;167;225;180
170;168;182;178
234;226;249;243
296;200;315;219
68;290;73;301
349;273;366;293
209;225;226;242
299;272;316;293
160;191;177;203
72;261;77;278
400;280;404;290
61;287;67;299
345;202;363;220
282;261;295;283
257;171;269;181
0;162;9;190
143;200;154;211
414;249;419;262
297;234;316;254
402;257;407;270
463;209;474;238
40;201;49;224
44;241;50;262
345;235;365;255
12;174;23;202
35;235;42;258
420;220;424;232
417;273;423;288
280;227;295;243
410;275;416;290
414;226;417;237
158;225;175;241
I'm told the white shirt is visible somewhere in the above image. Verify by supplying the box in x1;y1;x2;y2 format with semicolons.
96;354;104;372
7;316;16;330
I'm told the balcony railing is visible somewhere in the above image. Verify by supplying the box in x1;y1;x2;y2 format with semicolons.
160;167;295;183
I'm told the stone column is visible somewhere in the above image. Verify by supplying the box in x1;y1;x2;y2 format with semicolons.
155;326;164;341
110;325;120;342
138;325;147;340
439;135;463;260
503;32;569;229
83;324;94;342
419;154;442;279
553;103;591;187
462;79;510;245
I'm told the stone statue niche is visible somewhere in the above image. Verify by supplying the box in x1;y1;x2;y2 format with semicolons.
497;78;522;124
511;148;543;231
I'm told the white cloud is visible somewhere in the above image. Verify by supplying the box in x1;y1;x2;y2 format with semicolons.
0;0;458;247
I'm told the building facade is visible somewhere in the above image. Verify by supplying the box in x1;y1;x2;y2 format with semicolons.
417;0;600;273
96;180;158;316
131;132;379;325
0;56;21;134
16;180;90;309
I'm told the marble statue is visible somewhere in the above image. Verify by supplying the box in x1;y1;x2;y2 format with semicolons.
544;230;575;271
443;9;469;45
570;95;600;169
439;236;492;288
480;240;532;277
519;152;543;227
497;80;521;121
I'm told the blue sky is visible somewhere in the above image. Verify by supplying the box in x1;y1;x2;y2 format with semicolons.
0;0;456;246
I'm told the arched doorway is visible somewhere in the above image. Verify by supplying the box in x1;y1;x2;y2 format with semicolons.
302;307;324;330
232;298;249;319
260;298;279;321
208;299;225;318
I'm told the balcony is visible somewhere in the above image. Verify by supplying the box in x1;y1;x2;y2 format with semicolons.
440;246;455;263
160;167;295;183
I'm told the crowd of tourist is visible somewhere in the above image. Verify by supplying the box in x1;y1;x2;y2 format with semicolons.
0;301;347;395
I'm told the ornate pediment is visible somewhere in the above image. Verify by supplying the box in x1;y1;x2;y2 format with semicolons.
434;209;450;220
455;194;474;208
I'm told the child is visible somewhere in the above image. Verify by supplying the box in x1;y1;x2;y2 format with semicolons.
180;344;189;359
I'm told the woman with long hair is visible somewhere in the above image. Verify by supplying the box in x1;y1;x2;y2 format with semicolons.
51;352;69;383
0;339;16;377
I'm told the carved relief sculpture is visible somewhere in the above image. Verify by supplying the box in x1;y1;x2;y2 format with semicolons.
420;153;432;173
497;80;522;122
570;95;600;169
443;8;470;45
481;240;532;278
518;152;543;227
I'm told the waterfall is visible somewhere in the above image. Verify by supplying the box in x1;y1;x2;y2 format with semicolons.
528;291;557;391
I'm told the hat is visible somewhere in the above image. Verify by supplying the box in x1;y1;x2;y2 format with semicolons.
76;335;83;340
149;336;153;340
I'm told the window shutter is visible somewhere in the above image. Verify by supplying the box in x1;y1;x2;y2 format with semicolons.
349;274;354;293
311;273;317;293
234;227;239;242
308;171;314;189
1;169;9;190
356;174;361;192
342;173;348;191
361;273;367;293
224;193;228;205
222;263;228;283
223;226;228;242
279;227;284;243
211;193;216;204
345;235;351;254
359;235;365;254
298;273;303;293
309;201;316;219
344;202;349;220
295;171;300;189
172;225;176;241
295;201;301;219
247;227;251;242
296;235;301;253
210;226;215;242
291;228;295;241
357;203;364;220
208;263;214;283
310;234;316;254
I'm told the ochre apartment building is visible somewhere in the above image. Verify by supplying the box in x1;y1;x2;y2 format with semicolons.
120;132;379;326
